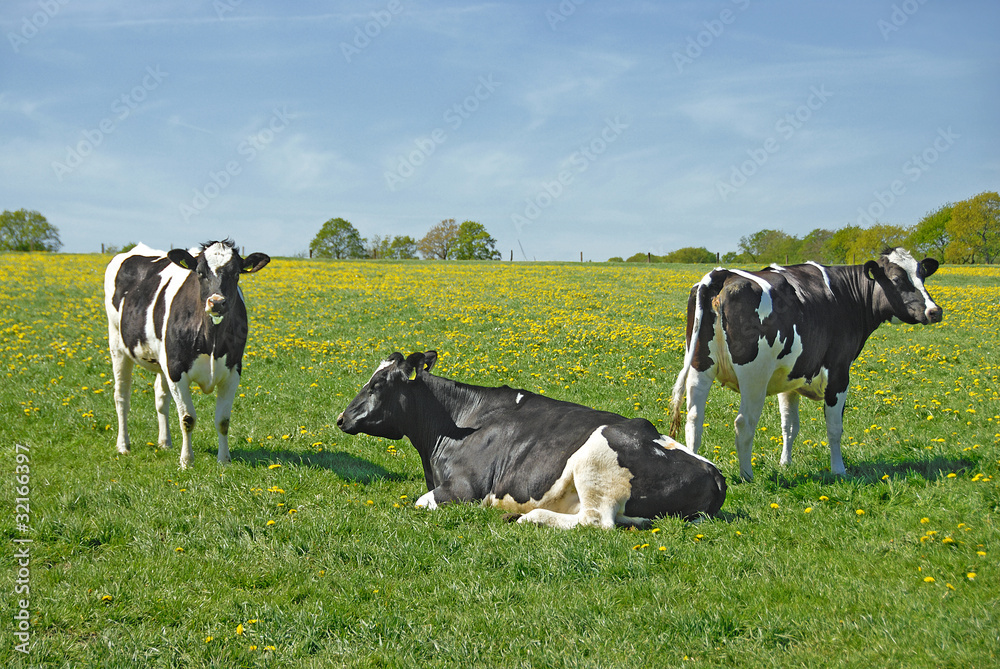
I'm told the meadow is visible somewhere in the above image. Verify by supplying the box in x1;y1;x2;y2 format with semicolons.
1;252;997;668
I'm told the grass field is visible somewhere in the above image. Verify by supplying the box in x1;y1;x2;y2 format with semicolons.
2;253;998;668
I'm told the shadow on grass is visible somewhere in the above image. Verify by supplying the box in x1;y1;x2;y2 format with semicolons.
231;448;407;484
759;455;981;489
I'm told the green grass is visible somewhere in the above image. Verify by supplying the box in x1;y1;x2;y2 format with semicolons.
1;254;998;668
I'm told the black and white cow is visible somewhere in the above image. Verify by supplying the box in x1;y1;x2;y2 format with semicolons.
668;247;942;481
104;240;270;467
338;351;726;529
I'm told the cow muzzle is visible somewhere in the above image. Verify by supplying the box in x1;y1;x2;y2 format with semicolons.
206;293;226;324
926;305;943;324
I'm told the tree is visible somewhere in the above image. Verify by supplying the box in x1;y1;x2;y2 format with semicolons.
847;223;908;263
907;204;952;261
737;229;799;264
453;221;500;260
372;235;417;259
0;209;62;252
418;219;459;259
826;225;862;264
799;228;835;263
662;247;716;263
947;191;1000;264
310;217;365;259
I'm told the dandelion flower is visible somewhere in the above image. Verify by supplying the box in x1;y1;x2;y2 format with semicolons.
268;463;281;470
856;509;865;516
175;547;184;553
236;624;244;635
967;572;976;580
923;576;935;583
101;595;113;603
819;496;829;502
804;507;813;513
205;636;214;643
770;503;779;509
920;517;930;524
266;520;276;526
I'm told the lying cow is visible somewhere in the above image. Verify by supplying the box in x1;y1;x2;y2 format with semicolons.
669;247;942;481
104;240;270;468
338;351;726;529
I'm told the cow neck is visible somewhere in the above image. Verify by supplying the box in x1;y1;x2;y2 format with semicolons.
832;263;892;344
404;374;485;456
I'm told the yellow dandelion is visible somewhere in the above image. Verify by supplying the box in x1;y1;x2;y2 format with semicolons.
819;496;829;502
268;463;281;469
770;503;779;509
804;507;813;513
265;645;276;651
920;517;930;524
923;576;935;583
266;520;276;526
946;473;957;479
101;595;113;603
967;572;976;580
236;624;244;635
942;537;955;545
250;645;258;651
205;636;214;643
977;551;987;557
175;547;184;553
658;546;666;551
856;509;865;516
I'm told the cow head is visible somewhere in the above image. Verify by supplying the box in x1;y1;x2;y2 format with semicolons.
337;351;438;439
167;240;270;325
864;247;943;325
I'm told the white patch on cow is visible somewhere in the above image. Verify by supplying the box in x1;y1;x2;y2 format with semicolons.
366;359;395;385
887;248;939;321
729;269;773;322
654;434;717;467
515;392;524;404
805;261;835;299
202;242;234;274
499;426;635;530
415;490;437;509
186;352;233;394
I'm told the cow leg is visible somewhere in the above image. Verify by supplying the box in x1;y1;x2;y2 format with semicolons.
684;369;714;453
734;388;767;482
213;371;240;465
168;380;197;468
110;347;134;454
778;391;800;466
154;373;172;450
824;389;848;476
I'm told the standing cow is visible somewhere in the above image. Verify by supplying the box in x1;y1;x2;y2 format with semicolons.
338;351;726;529
104;240;270;467
669;248;942;481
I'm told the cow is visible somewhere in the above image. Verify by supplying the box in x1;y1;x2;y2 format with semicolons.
337;351;726;529
104;240;270;468
668;247;942;482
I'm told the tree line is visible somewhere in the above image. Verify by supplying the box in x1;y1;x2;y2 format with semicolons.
612;190;999;265
309;218;501;260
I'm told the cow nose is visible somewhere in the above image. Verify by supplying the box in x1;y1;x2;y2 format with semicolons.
927;305;943;323
206;293;226;313
336;412;345;428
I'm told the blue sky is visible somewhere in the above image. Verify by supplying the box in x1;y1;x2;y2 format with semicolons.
2;1;997;261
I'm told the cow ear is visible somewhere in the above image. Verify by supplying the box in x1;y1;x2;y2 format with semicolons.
423;350;437;372
242;253;270;273
863;260;883;282
920;258;939;278
403;352;425;381
167;249;197;270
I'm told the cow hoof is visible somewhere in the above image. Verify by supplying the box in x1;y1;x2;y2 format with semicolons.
116;446;130;455
502;513;523;523
158;441;172;450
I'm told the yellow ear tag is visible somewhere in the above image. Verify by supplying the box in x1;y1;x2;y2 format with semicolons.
408;368;418;381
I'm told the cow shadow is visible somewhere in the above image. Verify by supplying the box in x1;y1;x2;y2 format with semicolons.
231;448;407;484
762;455;979;489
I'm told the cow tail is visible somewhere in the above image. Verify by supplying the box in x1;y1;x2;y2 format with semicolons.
668;279;708;439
